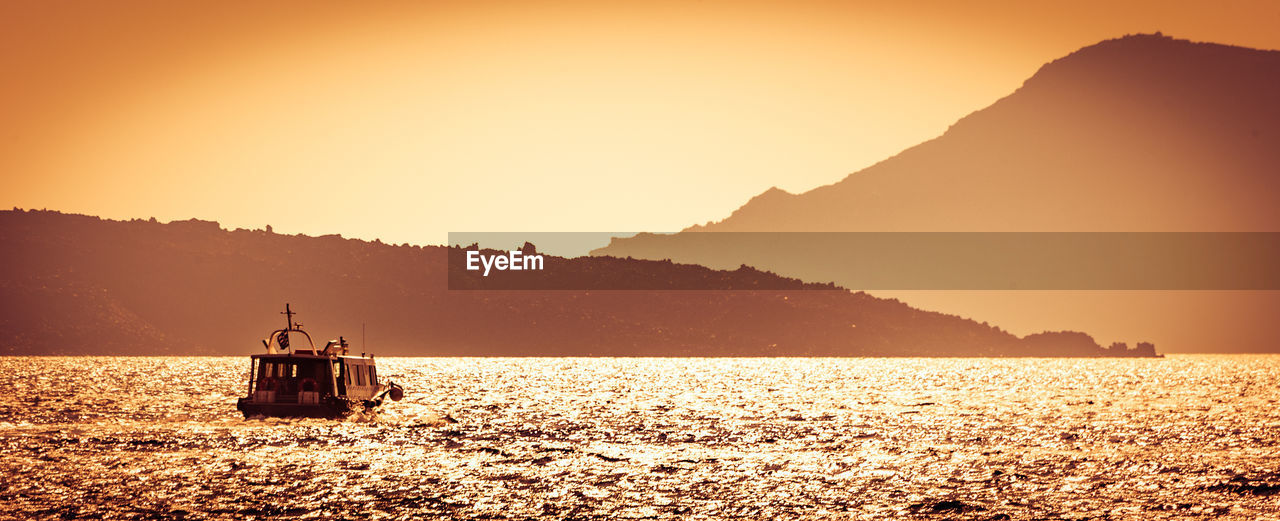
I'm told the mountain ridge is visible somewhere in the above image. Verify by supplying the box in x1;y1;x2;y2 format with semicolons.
666;33;1280;234
592;33;1280;353
0;209;1156;357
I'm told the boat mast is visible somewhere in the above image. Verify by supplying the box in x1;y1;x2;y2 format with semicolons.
282;303;296;330
263;303;315;353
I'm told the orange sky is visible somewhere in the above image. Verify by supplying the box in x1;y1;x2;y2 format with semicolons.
3;0;1279;245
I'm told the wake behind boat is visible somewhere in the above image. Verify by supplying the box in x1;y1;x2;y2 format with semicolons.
236;304;404;419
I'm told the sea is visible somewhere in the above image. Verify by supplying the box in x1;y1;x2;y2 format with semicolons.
1;356;1278;520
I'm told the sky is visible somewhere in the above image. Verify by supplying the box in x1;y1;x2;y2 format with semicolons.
3;0;1280;246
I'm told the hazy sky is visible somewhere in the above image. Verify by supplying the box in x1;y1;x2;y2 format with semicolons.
4;0;1279;245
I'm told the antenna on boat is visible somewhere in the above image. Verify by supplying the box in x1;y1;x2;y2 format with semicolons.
281;303;296;330
362;322;366;352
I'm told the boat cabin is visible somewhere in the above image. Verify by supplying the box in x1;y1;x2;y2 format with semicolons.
248;354;382;404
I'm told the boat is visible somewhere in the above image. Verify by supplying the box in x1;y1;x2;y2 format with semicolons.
236;304;404;419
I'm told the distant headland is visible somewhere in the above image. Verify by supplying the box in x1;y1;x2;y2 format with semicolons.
0;209;1157;357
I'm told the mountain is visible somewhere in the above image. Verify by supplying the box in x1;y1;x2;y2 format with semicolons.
0;209;1154;357
639;34;1280;233
592;34;1280;352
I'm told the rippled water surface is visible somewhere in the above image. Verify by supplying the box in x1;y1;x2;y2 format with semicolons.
2;356;1279;520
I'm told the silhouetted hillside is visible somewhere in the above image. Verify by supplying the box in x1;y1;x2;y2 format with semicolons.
0;209;1149;356
595;34;1279;236
592;34;1279;353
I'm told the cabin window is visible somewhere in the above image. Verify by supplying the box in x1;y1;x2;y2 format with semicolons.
369;366;377;385
345;363;353;386
356;365;365;386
